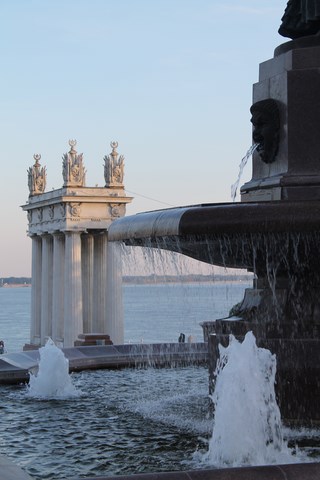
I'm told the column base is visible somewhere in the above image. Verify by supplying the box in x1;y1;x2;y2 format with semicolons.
23;343;40;351
74;333;113;346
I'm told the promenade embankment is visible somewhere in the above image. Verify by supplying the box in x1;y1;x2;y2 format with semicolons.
0;343;208;384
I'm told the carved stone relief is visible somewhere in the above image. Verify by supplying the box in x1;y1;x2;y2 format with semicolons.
48;205;54;220
69;202;81;217
250;99;280;164
37;208;43;222
60;203;66;218
110;203;125;218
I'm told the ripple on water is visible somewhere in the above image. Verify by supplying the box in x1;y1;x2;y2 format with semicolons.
1;366;319;479
0;366;211;479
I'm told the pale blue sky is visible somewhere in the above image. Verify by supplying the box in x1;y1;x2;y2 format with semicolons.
1;0;284;276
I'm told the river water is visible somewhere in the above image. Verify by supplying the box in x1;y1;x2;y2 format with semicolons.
0;282;318;479
0;282;248;353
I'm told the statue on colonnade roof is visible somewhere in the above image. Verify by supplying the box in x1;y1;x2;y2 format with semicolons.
62;139;86;187
104;141;124;188
28;154;47;196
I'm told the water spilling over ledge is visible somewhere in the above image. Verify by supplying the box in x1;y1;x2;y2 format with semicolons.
0;343;208;385
108;200;320;268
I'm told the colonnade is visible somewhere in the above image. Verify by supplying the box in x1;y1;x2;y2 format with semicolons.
30;230;123;348
23;140;132;349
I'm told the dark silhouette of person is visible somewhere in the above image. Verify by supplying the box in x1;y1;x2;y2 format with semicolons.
279;1;320;39
178;333;185;343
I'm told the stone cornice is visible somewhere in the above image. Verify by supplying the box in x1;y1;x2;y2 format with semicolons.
22;186;132;211
21;186;133;236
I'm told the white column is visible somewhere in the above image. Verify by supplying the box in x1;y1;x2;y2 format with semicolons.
106;241;124;344
52;233;65;346
40;234;53;345
81;233;94;333
64;231;83;347
92;232;108;333
30;235;42;345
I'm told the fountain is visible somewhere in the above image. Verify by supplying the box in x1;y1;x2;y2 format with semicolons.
203;332;295;467
4;4;320;480
108;1;320;429
27;338;79;399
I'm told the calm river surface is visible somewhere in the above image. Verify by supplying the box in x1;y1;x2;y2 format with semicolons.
0;281;248;353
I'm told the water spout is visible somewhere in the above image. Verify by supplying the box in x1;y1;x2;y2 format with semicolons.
203;332;295;467
231;144;258;202
26;338;80;400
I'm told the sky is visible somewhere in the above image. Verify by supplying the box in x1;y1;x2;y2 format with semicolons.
0;0;285;277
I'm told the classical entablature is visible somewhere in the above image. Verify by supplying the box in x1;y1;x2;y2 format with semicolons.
23;186;131;236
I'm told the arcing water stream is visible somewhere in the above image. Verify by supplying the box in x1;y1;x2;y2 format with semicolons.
231;144;258;201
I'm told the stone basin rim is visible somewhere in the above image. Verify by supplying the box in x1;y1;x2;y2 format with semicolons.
108;200;320;242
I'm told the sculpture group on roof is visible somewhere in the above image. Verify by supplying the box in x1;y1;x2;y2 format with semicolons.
27;140;125;196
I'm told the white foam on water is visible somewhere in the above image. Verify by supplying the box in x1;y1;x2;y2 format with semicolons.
201;332;301;467
26;338;80;400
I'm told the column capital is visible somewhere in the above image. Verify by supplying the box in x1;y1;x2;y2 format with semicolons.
63;229;87;235
51;231;65;239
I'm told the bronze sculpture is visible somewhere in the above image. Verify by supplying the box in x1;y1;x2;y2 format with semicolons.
279;0;320;38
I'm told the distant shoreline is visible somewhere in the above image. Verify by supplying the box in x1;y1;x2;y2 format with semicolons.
122;274;253;285
1;274;253;288
0;277;32;288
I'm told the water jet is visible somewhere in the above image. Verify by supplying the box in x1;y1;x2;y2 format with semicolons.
27;338;79;399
